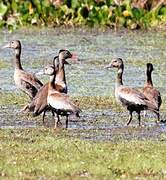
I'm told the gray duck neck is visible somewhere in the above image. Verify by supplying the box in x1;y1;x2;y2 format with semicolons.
49;74;56;90
14;48;23;70
115;65;124;88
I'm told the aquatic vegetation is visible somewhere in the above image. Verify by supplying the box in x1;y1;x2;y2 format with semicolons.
0;0;165;30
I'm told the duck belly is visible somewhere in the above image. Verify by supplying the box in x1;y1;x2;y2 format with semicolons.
14;71;22;88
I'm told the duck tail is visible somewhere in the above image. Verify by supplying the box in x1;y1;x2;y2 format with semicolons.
145;100;159;114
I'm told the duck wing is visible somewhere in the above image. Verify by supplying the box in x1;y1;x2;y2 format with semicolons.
142;86;162;108
20;80;38;98
118;86;158;112
48;92;81;113
16;70;43;98
118;86;148;106
20;70;43;89
28;83;48;114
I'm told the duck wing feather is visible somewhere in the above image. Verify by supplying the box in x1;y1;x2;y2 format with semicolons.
118;86;147;106
16;70;43;98
48;92;81;113
18;70;43;90
142;86;162;108
118;86;158;112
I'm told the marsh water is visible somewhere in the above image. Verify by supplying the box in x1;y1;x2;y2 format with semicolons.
0;28;166;141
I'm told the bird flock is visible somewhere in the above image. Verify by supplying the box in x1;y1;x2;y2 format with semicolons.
3;40;162;128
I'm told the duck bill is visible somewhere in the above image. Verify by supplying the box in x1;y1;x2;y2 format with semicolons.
2;43;11;49
71;53;78;62
104;64;113;69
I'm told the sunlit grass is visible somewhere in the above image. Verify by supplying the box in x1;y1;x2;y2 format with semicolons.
0;129;166;179
0;91;124;112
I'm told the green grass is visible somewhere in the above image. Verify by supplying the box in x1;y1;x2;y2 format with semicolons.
73;96;123;112
0;91;123;111
0;91;27;106
0;129;166;179
0;60;10;69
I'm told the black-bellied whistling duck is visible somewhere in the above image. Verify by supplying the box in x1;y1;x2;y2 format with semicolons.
142;63;162;122
3;40;43;99
44;65;81;129
29;49;76;123
105;58;159;126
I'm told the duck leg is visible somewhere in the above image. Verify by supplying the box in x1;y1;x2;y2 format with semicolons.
53;114;59;129
127;111;132;126
156;111;160;124
137;111;141;126
51;109;55;119
55;114;62;128
56;114;62;127
42;110;47;124
20;103;30;113
65;115;69;129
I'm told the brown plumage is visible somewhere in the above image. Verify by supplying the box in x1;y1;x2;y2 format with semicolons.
45;65;81;128
105;58;159;126
142;63;162;122
29;49;74;123
3;40;43;99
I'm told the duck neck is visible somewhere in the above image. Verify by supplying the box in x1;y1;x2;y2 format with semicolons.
146;70;153;86
49;74;56;90
15;48;23;70
55;59;66;84
116;65;123;88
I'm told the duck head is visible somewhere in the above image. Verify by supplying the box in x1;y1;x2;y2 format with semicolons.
58;49;78;65
3;40;21;50
105;58;124;69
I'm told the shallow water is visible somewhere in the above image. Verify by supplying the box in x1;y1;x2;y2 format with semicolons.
0;28;166;141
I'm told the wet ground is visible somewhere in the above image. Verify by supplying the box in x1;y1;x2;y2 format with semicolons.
0;28;166;141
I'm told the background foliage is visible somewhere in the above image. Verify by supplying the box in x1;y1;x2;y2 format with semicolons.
0;0;166;30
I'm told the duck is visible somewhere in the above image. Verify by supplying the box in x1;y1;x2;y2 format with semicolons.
29;49;75;123
44;65;81;129
142;63;162;122
3;40;43;99
105;58;159;126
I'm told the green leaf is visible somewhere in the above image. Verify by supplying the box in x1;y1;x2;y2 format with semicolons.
159;6;166;15
0;2;8;17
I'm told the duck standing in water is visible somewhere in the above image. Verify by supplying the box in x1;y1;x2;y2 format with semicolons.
43;65;81;129
3;40;43;100
105;58;159;126
142;63;162;122
29;49;76;123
